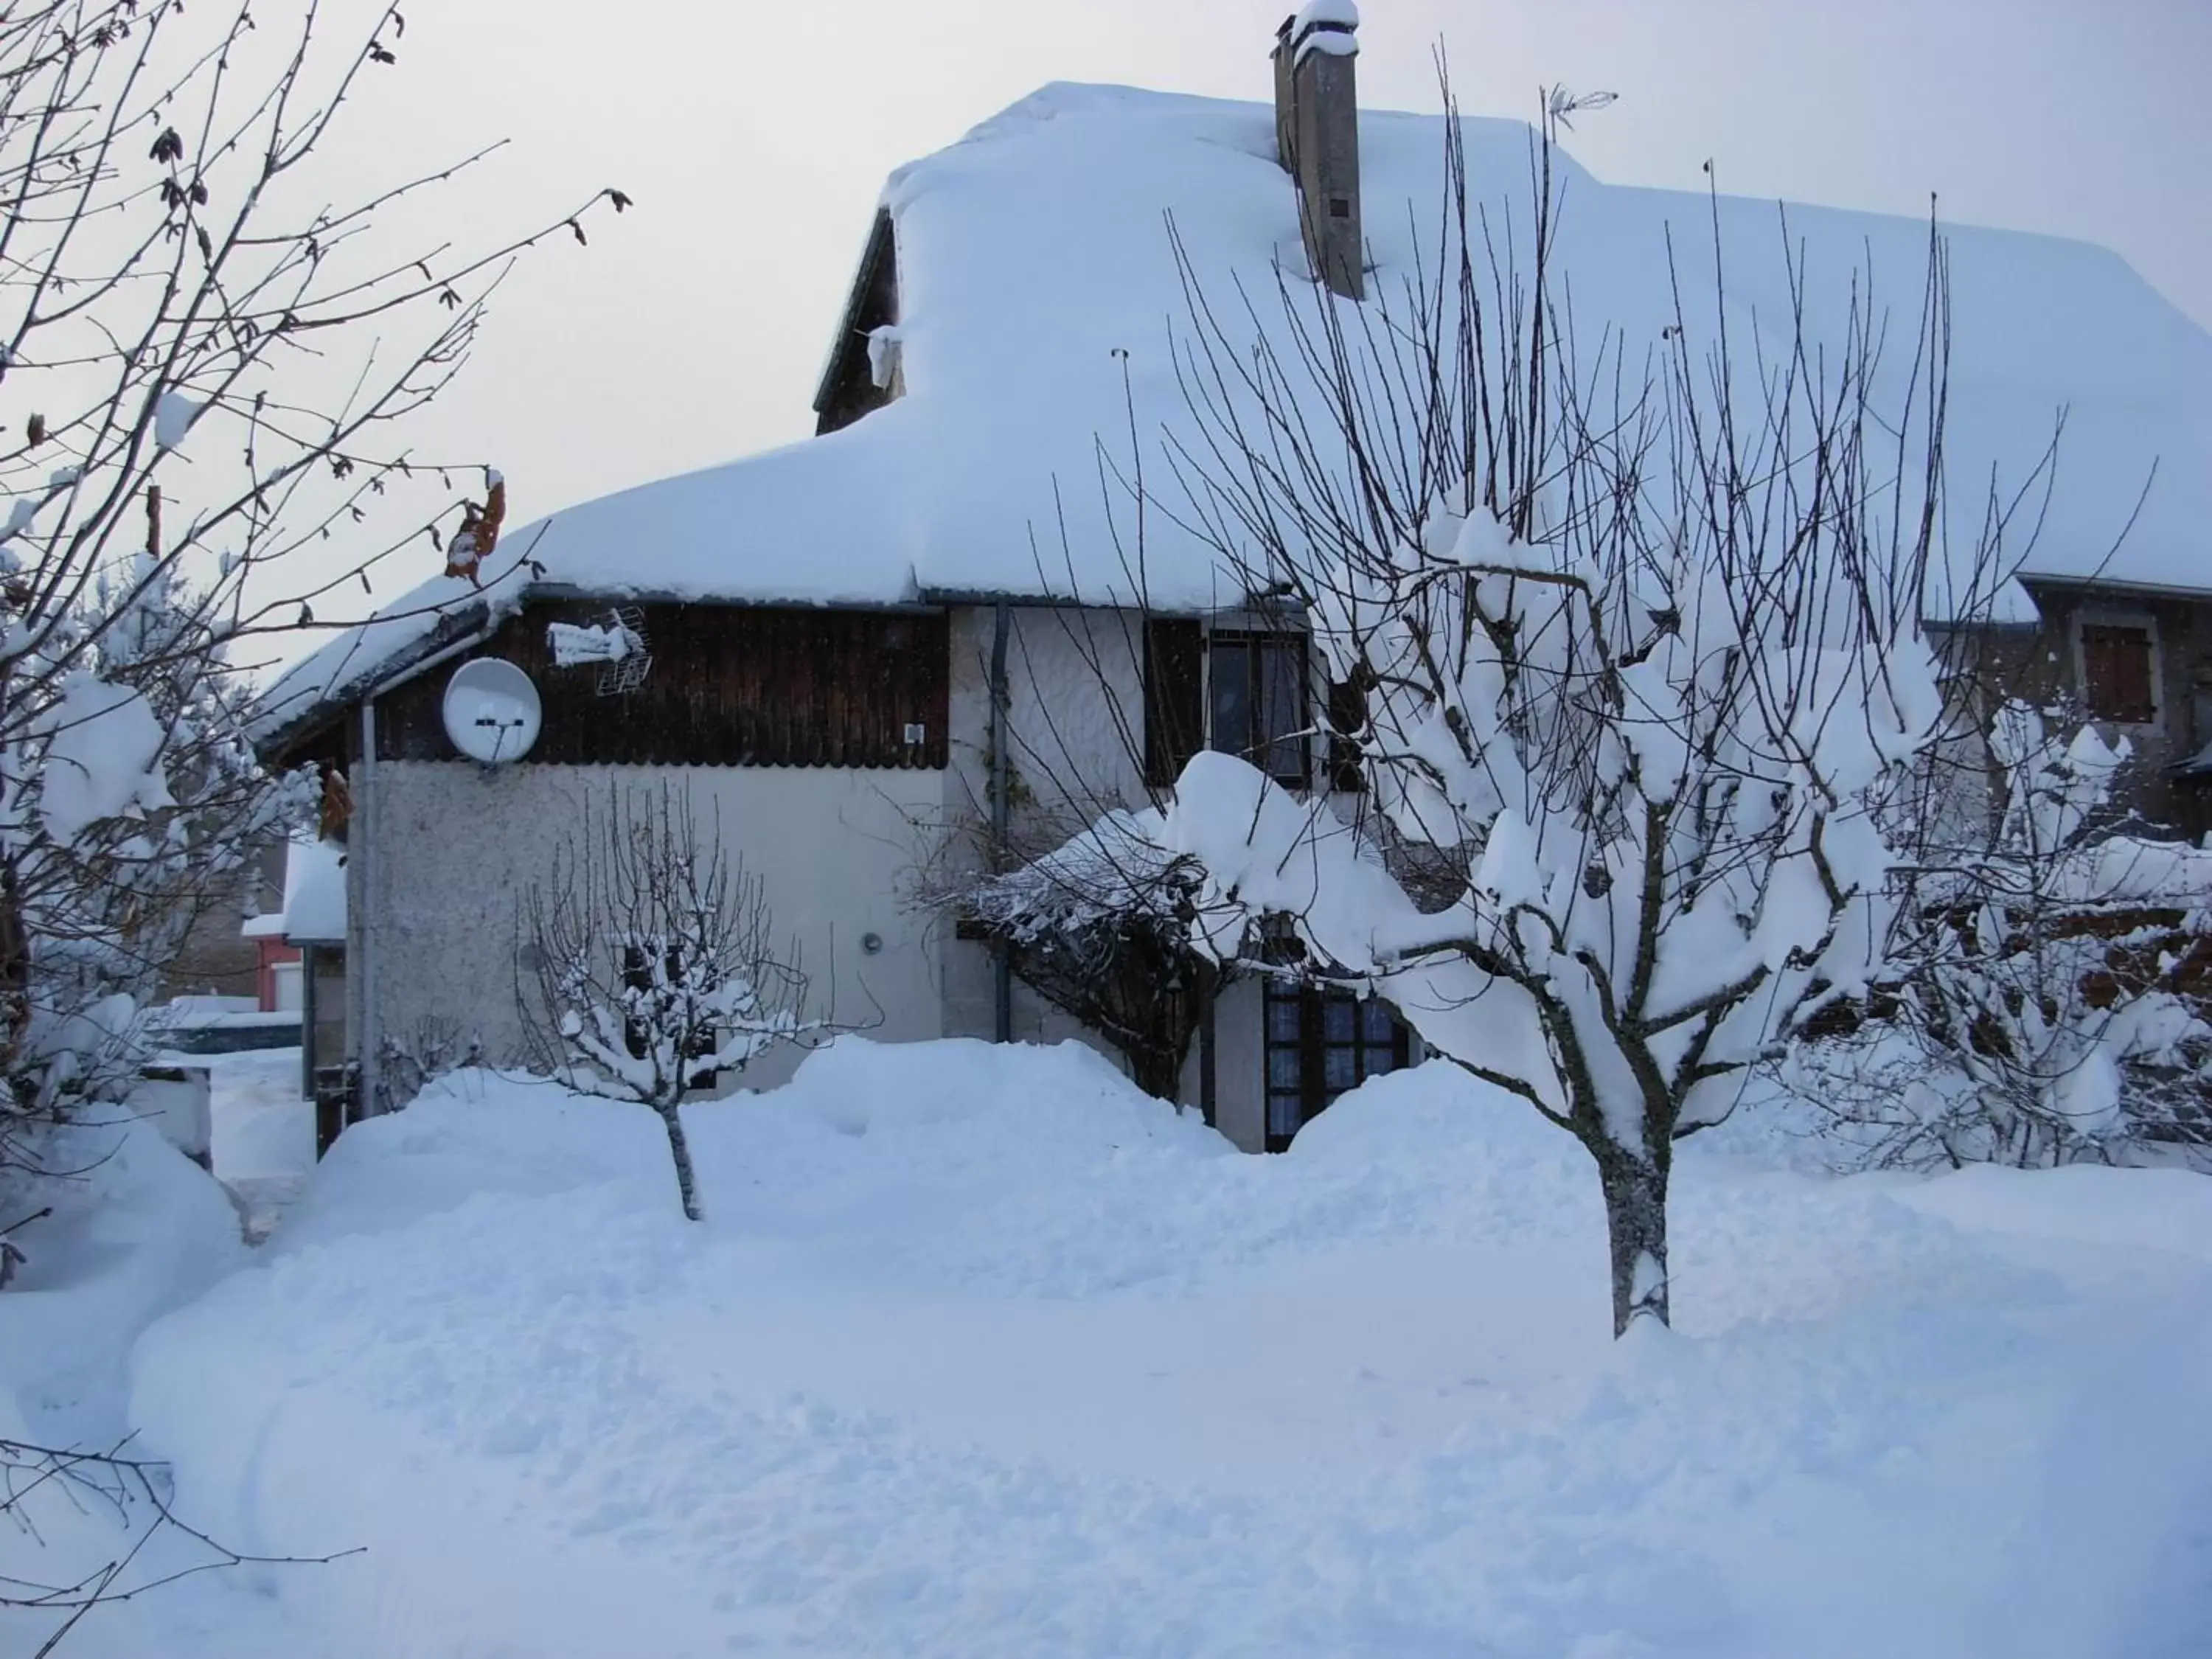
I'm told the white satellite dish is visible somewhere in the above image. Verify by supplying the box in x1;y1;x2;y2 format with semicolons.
442;657;542;765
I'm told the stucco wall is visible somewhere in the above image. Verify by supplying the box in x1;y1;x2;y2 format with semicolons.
936;605;1153;1056
945;602;1150;846
931;604;1284;1139
348;603;1276;1141
349;759;946;1102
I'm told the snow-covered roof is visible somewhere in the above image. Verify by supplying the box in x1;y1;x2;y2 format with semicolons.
258;82;2212;746
279;837;347;945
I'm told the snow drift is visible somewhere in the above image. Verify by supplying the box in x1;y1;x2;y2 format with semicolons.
115;1037;2212;1658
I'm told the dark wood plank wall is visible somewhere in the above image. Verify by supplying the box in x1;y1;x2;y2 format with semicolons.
373;601;949;770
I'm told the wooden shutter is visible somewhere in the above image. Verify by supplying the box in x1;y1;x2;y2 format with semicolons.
1144;617;1203;787
1325;674;1367;793
2081;625;2154;723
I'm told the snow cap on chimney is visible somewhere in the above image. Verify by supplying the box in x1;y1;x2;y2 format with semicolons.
1291;0;1360;61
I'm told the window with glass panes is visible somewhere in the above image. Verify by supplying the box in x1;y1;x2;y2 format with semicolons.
1208;632;1308;788
1262;981;1411;1151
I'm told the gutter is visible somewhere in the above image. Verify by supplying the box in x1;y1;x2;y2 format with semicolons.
251;597;501;763
364;623;500;702
529;585;945;614
917;588;1207;614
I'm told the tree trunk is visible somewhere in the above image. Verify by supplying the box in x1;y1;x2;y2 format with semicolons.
1598;1152;1670;1335
1128;1042;1183;1103
656;1101;703;1221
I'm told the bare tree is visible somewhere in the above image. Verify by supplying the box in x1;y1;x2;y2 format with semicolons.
0;1432;357;1655
374;1014;484;1114
995;80;2054;1336
0;0;625;1183
1789;700;2212;1168
519;785;821;1222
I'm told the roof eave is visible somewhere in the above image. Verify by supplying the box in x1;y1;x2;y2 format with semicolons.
251;597;501;765
2016;571;2212;605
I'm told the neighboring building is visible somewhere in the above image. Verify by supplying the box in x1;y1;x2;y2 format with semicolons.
236;837;347;1097
159;888;261;1004
157;838;283;1004
240;912;300;1012
1966;577;2212;838
251;10;2212;1150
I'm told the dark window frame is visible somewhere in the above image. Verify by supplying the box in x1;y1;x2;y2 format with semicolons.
1146;619;1313;791
1324;672;1367;793
1262;979;1411;1152
1143;617;1205;787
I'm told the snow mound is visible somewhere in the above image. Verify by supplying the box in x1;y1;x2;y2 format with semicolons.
0;1119;247;1658
122;1038;2212;1659
1;1117;243;1444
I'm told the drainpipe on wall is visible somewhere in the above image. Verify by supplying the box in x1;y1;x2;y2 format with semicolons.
989;600;1012;1043
355;698;380;1118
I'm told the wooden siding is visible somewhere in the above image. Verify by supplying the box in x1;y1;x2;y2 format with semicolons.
373;601;949;770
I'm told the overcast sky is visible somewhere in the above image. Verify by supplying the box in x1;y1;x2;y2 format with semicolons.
349;0;2211;561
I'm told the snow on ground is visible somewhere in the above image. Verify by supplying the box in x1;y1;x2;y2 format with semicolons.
70;1036;2207;1658
204;1046;316;1242
0;1115;251;1659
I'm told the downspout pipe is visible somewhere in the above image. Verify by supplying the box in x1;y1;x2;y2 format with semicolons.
990;600;1012;1044
355;698;379;1118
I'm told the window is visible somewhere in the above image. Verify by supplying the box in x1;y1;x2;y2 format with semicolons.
1145;622;1315;791
1262;981;1411;1152
2081;622;2155;724
1209;633;1309;787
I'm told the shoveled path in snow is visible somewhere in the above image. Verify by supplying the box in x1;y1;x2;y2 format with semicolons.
204;1044;315;1242
129;1043;2212;1658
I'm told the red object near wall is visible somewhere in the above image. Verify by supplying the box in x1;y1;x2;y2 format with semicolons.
253;936;302;1012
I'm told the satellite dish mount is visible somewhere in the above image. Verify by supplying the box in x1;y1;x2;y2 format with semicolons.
442;656;543;766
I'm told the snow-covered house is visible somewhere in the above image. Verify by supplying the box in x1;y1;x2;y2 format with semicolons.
253;9;2212;1150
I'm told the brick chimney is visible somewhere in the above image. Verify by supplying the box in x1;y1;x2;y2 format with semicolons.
1270;4;1363;299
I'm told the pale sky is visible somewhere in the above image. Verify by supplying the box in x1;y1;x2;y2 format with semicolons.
337;0;2211;570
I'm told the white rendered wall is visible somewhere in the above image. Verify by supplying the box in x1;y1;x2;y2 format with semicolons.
349;604;1276;1138
350;758;945;1098
934;604;1270;1143
936;604;1152;1055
